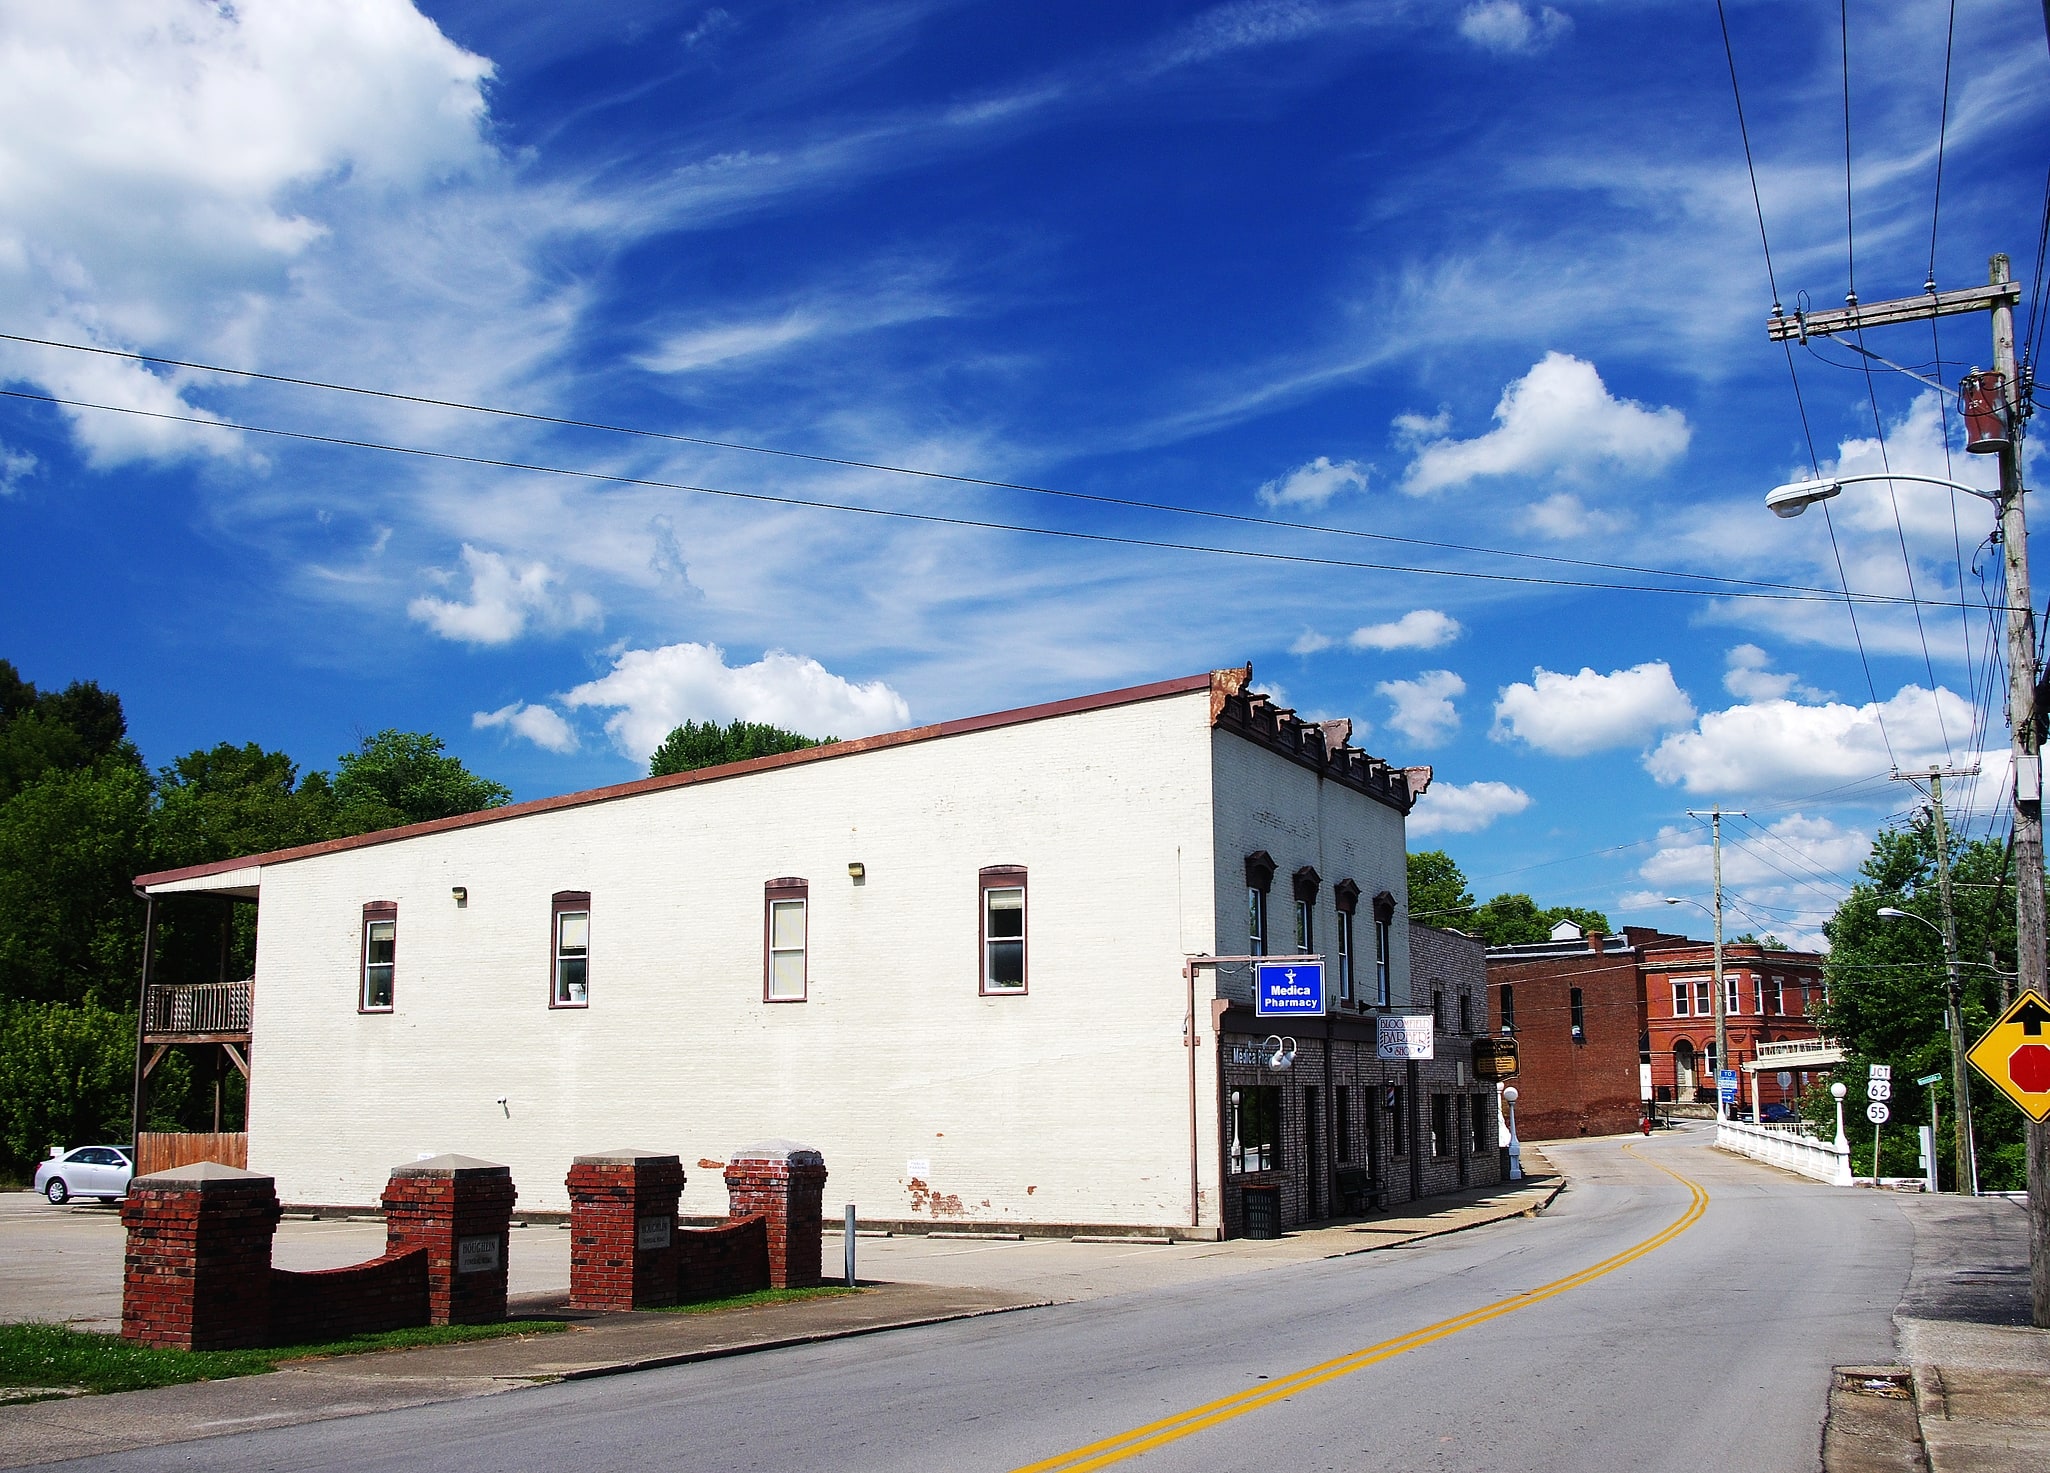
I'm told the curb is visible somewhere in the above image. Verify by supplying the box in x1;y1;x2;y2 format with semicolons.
550;1299;1057;1382
1322;1177;1565;1260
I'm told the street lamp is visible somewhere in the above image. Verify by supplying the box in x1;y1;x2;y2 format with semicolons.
1876;906;1980;1195
1665;895;1729;1119
1765;471;2000;518
1501;1085;1522;1182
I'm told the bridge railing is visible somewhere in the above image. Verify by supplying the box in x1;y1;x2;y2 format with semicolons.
1715;1116;1851;1186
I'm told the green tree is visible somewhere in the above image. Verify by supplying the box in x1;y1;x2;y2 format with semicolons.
0;660;141;804
0;1000;154;1172
331;730;510;834
1811;820;2023;1187
0;764;151;1008
1407;850;1476;929
649;719;834;777
1465;892;1612;948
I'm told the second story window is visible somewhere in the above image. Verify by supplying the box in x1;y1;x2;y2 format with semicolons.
1431;987;1444;1030
1570;987;1585;1038
552;892;590;1007
1459;990;1471;1035
1245;851;1275;957
360;902;396;1012
1672;979;1691;1016
1291;866;1319;956
1334;880;1360;1003
1499;983;1516;1032
765;879;807;1002
1372;891;1395;1006
980;866;1027;994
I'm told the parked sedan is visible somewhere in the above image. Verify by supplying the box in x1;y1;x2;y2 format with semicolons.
32;1145;134;1204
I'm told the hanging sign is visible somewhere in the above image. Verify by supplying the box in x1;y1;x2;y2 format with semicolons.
1377;1015;1434;1061
1256;961;1325;1017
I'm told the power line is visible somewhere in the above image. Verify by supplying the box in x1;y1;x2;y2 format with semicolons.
0;329;1835;603
0;384;2013;613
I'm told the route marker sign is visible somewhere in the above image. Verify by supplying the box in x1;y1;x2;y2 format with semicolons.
1869;1063;1892;1081
1255;961;1324;1018
1867;1078;1892;1102
1965;987;2050;1121
1866;1101;1891;1125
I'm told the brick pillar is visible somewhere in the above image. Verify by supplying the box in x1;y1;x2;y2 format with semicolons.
724;1141;827;1289
566;1150;686;1311
382;1155;516;1325
120;1162;281;1349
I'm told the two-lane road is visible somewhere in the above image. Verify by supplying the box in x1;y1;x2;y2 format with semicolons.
62;1130;1916;1472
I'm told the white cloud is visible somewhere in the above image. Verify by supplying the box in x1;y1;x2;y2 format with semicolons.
1347;609;1463;651
472;701;579;754
1400;353;1689;495
1492;661;1696;757
0;0;495;466
1378;670;1465;747
1644;685;1980;796
1256;455;1367;510
1407;779;1532;836
1458;2;1572;55
1721;644;1828;703
0;442;33;494
561;642;911;761
1289;630;1335;656
1523;491;1624;540
1635;813;1870;948
407;545;602;647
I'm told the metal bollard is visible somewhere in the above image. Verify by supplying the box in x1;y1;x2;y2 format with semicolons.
844;1203;857;1286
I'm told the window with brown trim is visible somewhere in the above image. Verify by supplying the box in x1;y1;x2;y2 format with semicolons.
764;879;807;1002
979;866;1026;994
360;902;396;1012
551;891;590;1008
1333;881;1359;1003
1372;890;1395;1007
1245;851;1274;957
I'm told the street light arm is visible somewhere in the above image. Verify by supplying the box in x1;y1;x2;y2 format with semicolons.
1766;472;2007;519
1876;905;1945;939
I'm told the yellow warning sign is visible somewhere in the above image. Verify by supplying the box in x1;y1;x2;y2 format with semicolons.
1966;988;2050;1122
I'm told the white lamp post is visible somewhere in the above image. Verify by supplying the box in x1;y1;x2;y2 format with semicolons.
1830;1081;1853;1188
1502;1084;1522;1182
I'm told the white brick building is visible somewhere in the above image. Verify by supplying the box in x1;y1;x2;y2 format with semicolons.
135;666;1495;1237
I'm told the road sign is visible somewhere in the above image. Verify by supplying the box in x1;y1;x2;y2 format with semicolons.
1867;1079;1892;1102
1777;1071;1793;1089
1866;1101;1891;1125
1868;1063;1892;1081
1376;1014;1433;1060
1916;1072;1944;1087
1964;987;2050;1121
1717;1068;1739;1102
1255;961;1324;1018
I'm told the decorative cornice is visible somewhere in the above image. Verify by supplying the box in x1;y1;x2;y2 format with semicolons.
1207;665;1419;813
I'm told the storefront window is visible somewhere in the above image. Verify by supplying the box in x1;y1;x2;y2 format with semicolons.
1228;1085;1281;1174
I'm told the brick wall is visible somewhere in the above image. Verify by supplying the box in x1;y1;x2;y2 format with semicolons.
121;1163;281;1350
724;1143;827;1288
383;1155;516;1326
567;1151;686;1311
676;1214;770;1301
268;1249;428;1344
1487;942;1644;1140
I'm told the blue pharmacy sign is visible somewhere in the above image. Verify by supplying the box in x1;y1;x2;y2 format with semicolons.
1256;961;1325;1018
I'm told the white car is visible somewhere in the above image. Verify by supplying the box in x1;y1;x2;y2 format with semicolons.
32;1145;135;1204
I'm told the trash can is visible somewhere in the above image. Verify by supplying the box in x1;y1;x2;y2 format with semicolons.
1242;1186;1280;1240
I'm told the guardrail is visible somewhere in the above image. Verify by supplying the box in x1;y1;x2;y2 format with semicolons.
144;980;252;1035
1715;1116;1852;1186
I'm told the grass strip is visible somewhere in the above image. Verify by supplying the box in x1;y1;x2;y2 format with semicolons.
0;1318;568;1395
655;1286;866;1315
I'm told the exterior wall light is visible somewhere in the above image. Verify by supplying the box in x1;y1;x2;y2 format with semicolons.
452;886;468;906
847;862;865;881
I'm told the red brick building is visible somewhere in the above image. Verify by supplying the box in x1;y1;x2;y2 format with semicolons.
1483;924;1647;1141
1639;938;1826;1108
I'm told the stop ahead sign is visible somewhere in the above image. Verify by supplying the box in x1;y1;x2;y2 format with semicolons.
1966;988;2050;1122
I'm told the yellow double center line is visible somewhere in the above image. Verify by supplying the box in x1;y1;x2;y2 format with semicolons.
1012;1148;1709;1473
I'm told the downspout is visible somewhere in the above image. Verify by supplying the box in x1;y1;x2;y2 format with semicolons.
129;888;156;1149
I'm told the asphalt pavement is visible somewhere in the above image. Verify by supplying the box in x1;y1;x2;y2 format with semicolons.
3;1129;1920;1472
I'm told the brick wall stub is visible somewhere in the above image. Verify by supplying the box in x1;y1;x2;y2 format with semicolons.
724;1141;826;1289
566;1151;686;1311
120;1163;281;1350
382;1156;516;1325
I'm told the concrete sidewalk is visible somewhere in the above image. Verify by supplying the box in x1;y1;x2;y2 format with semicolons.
0;1163;1563;1467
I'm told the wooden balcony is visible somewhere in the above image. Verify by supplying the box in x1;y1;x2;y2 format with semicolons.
143;980;252;1044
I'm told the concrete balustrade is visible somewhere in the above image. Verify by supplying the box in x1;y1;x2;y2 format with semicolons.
1715;1117;1853;1187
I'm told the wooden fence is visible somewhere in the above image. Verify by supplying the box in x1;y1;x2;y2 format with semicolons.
136;1131;249;1177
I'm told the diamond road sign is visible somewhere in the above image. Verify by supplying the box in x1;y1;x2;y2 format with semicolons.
1965;987;2050;1122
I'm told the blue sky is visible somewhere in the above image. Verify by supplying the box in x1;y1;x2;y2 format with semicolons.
2;0;2046;946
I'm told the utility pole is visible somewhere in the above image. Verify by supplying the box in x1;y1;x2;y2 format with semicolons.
1894;768;1981;1195
1769;255;2045;1327
1686;806;1741;1116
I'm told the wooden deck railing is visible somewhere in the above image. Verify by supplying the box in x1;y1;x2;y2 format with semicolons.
144;980;253;1036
